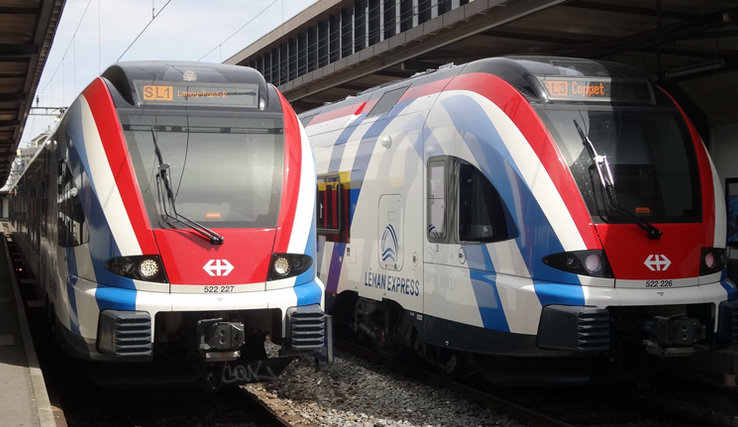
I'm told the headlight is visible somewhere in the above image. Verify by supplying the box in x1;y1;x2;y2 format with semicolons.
700;248;726;276
584;253;604;274
273;256;291;277
105;256;168;283
542;250;613;278
267;254;313;281
138;259;160;279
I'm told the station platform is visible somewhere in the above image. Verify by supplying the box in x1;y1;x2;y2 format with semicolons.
0;227;56;427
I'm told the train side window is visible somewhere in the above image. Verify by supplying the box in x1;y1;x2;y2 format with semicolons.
458;162;514;243
427;159;447;241
317;174;351;243
58;160;89;248
367;85;409;118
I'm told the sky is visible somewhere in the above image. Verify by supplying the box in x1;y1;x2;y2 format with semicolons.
21;0;317;147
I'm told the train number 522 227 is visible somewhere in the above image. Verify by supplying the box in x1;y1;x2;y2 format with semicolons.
204;285;235;293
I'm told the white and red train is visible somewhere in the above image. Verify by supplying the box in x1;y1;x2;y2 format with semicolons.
10;61;328;390
300;56;738;380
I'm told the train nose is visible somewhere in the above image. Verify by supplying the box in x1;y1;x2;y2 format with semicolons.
152;228;277;291
593;223;706;282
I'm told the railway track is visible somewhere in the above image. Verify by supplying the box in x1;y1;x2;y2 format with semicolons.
335;337;738;427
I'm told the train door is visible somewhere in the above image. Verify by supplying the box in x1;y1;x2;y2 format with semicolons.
423;155;517;351
424;156;477;346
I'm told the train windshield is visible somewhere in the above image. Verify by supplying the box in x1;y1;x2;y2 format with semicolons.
120;111;284;229
535;106;701;223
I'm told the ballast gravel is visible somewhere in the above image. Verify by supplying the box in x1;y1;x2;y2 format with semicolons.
243;350;525;427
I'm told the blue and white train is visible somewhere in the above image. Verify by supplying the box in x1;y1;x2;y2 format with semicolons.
10;61;328;390
300;56;738;380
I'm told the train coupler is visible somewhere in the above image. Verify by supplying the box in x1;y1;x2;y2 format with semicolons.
641;314;705;357
197;318;245;361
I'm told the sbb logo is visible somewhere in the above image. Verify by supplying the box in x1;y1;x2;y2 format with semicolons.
644;254;671;272
203;259;234;277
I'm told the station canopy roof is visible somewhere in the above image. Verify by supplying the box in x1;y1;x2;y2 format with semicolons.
227;0;738;130
0;0;65;185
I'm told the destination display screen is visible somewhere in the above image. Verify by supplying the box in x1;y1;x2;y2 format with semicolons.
134;81;259;107
537;77;654;103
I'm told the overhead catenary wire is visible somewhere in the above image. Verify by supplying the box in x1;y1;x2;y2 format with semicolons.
117;0;173;61
38;0;95;98
197;0;278;62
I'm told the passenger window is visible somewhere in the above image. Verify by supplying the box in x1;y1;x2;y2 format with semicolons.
458;162;513;243
427;160;447;241
57;160;89;248
317;174;350;243
367;85;409;118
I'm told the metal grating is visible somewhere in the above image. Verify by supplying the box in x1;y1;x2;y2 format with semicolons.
290;305;326;351
576;309;610;352
113;314;152;357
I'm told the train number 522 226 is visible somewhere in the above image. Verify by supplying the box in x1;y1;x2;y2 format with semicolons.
645;280;673;288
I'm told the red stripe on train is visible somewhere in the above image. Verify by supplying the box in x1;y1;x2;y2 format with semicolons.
658;87;717;248
273;89;303;253
445;73;601;249
81;78;158;254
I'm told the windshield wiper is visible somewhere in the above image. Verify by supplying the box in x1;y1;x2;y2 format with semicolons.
151;129;225;245
574;120;662;240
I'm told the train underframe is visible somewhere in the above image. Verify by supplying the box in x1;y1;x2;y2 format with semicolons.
329;290;738;384
51;303;327;391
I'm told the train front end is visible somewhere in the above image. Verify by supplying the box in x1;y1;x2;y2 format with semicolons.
498;58;738;363
54;62;327;388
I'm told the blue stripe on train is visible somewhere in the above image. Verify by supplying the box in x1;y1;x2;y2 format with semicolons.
325;108;408;291
720;278;738;300
295;204;323;306
439;94;585;307
64;99;138;313
65;247;80;335
464;245;510;332
328;117;366;173
326;243;345;294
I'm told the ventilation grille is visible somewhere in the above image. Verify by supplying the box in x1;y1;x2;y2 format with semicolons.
113;314;152;357
290;306;325;351
576;309;610;351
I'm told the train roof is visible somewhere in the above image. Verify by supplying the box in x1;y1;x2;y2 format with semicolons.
301;56;656;119
101;61;272;109
501;56;650;80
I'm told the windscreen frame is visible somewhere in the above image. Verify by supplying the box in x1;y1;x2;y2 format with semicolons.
534;102;702;224
117;106;285;230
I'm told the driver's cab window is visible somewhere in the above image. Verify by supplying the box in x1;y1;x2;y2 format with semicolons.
427;159;447;241
427;156;517;245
